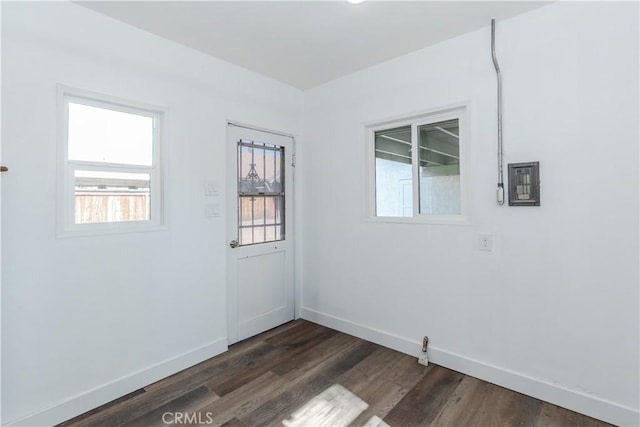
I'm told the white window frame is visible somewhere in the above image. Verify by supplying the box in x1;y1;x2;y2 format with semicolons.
56;85;167;237
365;104;469;225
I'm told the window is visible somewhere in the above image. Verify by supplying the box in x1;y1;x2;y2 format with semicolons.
237;139;285;246
368;107;466;222
58;88;165;236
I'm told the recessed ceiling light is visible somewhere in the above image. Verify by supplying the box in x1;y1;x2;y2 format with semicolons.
347;0;366;4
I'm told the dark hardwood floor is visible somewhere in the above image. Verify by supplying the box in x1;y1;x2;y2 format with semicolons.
59;320;611;427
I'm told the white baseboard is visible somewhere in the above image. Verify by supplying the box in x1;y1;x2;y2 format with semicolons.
7;338;228;427
301;307;639;427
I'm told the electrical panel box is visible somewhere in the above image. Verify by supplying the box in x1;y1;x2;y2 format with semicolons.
508;162;540;206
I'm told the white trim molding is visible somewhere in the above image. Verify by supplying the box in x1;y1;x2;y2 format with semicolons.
6;338;228;426
301;307;640;427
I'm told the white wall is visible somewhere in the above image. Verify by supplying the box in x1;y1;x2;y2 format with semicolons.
1;2;301;425
300;2;639;426
2;2;638;426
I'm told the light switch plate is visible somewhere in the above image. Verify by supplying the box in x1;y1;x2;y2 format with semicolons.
204;181;220;196
205;203;220;218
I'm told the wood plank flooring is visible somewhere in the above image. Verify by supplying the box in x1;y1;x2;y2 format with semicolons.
59;320;611;427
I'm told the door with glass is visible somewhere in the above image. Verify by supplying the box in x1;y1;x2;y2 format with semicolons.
226;124;294;344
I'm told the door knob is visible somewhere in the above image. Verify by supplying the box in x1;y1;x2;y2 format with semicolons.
229;239;239;248
0;166;7;172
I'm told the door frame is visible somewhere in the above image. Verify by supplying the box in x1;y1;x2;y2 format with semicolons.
225;120;298;345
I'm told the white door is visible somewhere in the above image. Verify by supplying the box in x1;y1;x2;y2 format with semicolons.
226;124;294;344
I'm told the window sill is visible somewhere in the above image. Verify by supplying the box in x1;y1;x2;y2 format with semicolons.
364;215;470;226
56;222;168;239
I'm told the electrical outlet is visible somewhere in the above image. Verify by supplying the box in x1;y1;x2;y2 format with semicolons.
478;233;493;251
418;351;429;366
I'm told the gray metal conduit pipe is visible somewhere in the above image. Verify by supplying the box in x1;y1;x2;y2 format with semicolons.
491;18;505;205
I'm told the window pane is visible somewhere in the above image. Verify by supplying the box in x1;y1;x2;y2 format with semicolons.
238;141;283;194
374;126;412;217
238;196;284;246
68;102;153;166
418;119;460;215
74;170;150;224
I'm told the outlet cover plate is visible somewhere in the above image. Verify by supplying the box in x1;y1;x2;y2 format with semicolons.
478;233;493;251
418;352;429;366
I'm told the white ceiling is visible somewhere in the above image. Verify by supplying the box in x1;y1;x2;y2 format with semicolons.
79;1;548;90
